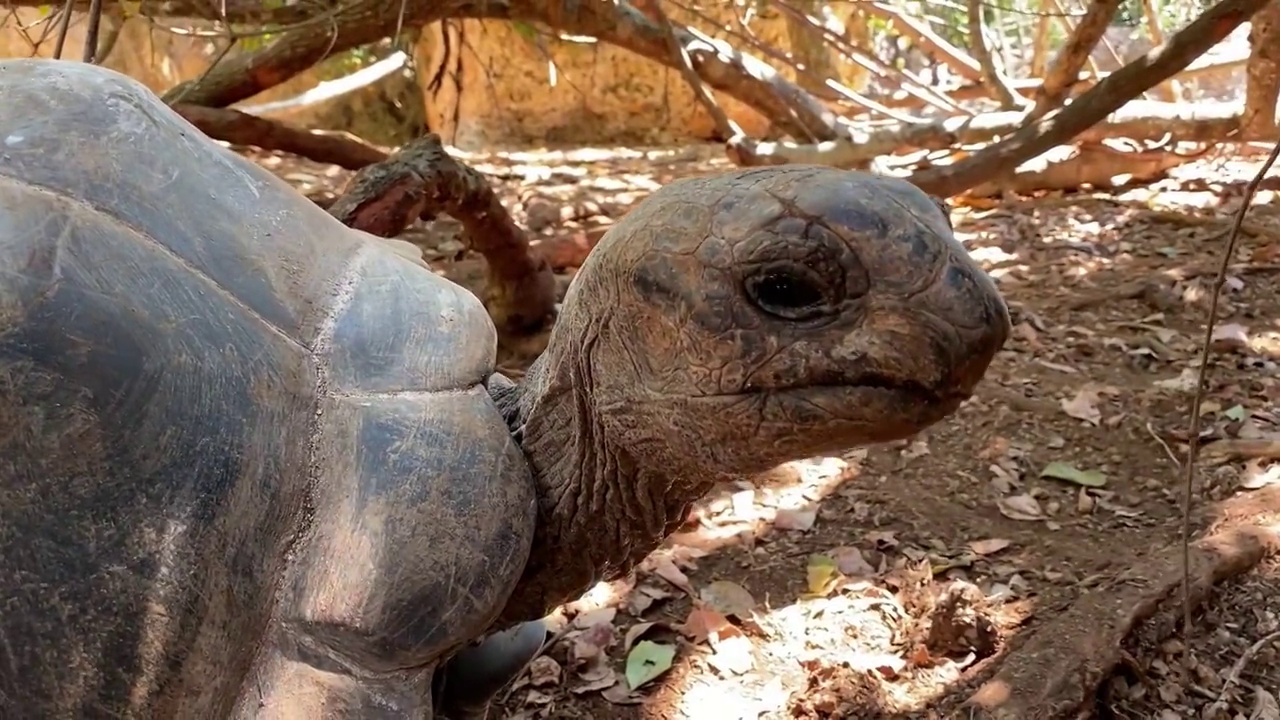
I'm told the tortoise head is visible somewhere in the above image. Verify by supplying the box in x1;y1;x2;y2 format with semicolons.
548;165;1011;477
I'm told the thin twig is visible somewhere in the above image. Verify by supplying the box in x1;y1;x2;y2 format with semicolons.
81;0;103;63
650;1;743;142
51;0;73;59
1180;142;1280;651
1204;629;1280;716
1146;421;1181;470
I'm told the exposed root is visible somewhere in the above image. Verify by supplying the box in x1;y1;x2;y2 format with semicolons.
965;514;1279;720
328;134;557;339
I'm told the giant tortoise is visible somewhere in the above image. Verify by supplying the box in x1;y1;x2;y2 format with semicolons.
0;59;1011;718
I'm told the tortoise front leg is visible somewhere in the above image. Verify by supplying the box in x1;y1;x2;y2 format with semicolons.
233;633;436;720
434;619;549;719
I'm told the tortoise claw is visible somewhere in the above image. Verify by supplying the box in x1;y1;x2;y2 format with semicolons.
435;619;548;719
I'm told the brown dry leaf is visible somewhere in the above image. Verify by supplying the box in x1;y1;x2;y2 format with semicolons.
1061;388;1101;425
700;580;757;620
680;605;732;644
1251;688;1279;720
997;494;1046;522
627;583;676;615
601;682;645;705
570;622;618;667
831;545;876;576
574;607;617;628
524;689;555;706
648;554;696;595
774;506;818;531
968;538;1012;556
570;670;618;694
527;656;562;688
623;621;661;652
866;530;899;549
1210;322;1250;353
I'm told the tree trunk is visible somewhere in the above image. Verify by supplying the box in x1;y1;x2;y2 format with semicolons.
908;0;1271;197
1244;0;1280;136
327;134;557;340
1033;0;1123;118
173;104;389;169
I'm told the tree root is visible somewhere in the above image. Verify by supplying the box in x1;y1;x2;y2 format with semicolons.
328;134;557;340
966;495;1280;720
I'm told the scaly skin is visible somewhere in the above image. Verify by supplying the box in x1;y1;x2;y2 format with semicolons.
493;165;1013;628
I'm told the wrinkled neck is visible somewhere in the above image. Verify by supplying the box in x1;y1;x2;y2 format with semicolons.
489;335;710;628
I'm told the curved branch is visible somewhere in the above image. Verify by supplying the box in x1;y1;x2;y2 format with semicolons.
908;0;1270;197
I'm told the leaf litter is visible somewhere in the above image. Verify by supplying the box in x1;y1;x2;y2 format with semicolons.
253;144;1280;719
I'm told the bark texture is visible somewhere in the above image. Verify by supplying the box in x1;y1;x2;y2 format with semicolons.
328;134;557;339
173;104;389;169
908;0;1271;197
1244;0;1280;135
1032;0;1123;117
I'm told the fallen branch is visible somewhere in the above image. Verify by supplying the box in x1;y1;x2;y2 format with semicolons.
1200;438;1280;461
876;55;1248;110
730;100;1251;169
964;143;1200;197
328;134;557;339
173;104;389;169
965;517;1280;720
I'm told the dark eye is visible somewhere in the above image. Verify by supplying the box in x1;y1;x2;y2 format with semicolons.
744;269;831;321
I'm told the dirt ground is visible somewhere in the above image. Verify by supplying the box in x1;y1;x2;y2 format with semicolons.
249;142;1280;720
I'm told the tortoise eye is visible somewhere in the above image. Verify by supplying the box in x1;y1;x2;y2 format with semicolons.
744;267;832;321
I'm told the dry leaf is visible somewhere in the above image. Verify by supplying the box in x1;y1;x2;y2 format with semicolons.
700;580;757;619
831;545;876;576
1210;322;1250;353
648;554;696;595
1251;687;1279;720
680;605;732;643
570;670;618;694
623;621;660;652
1061;388;1101;425
774;507;818;531
601;682;644;705
968;538;1012;556
997;494;1046;521
527;656;562;688
570;622;618;666
575;607;617;628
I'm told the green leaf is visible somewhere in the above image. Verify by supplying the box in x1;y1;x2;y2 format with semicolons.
1040;461;1107;488
1224;405;1247;422
625;641;675;690
805;554;839;597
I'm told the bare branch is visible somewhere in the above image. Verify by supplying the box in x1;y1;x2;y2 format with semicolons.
1034;0;1122;117
909;0;1270;197
966;0;1028;108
